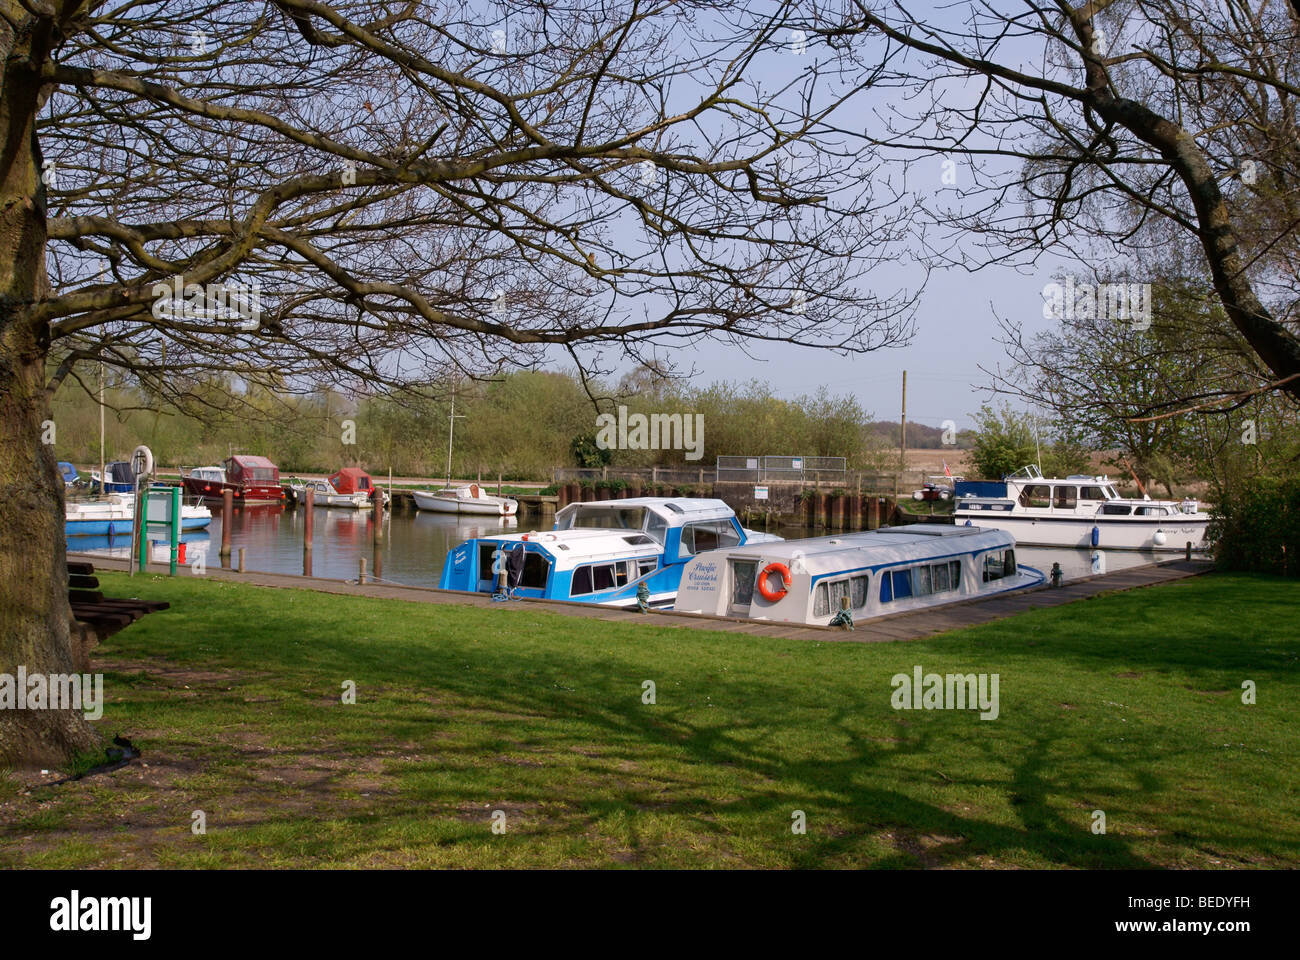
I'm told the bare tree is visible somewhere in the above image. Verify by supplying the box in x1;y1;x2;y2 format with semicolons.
1;1;918;764
816;0;1300;409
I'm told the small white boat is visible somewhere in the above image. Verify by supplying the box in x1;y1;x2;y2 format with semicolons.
414;484;518;516
953;466;1209;551
288;478;373;509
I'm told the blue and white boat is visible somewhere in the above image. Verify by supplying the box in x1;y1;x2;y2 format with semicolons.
674;525;1044;626
66;492;212;537
953;465;1209;551
438;497;781;608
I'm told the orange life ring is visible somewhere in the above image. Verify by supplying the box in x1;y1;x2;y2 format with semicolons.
757;562;792;602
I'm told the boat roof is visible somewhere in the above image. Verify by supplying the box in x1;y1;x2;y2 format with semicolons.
226;455;277;469
556;497;735;525
688;524;1014;577
472;528;663;568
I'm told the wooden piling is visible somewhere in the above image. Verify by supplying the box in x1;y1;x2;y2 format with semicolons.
219;489;233;561
359;556;368;584
303;487;314;576
238;547;245;574
1185;541;1192;561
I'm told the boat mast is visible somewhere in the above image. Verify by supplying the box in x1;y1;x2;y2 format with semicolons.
99;361;105;497
446;384;465;484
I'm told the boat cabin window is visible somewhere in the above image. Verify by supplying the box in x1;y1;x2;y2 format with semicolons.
637;559;657;578
1054;486;1077;509
732;560;757;606
905;560;963;599
1101;503;1131;515
1080;486;1107;500
645;512;668;543
680;520;742;555
570;560;634;596
815;574;870;616
982;549;1017;582
879;568;914;603
1018;484;1052;508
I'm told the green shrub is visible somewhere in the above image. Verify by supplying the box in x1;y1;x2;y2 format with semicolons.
1209;477;1300;576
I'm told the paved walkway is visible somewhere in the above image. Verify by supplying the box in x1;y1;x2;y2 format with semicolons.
72;553;1213;645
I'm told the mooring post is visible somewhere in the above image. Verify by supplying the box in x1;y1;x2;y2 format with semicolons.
219;488;233;565
169;485;181;576
359;556;367;584
303;487;314;576
1185;541;1192;561
238;547;246;574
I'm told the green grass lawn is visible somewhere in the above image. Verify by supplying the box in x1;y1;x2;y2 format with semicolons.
2;570;1296;868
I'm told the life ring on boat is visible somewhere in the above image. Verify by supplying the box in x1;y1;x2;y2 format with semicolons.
757;562;792;602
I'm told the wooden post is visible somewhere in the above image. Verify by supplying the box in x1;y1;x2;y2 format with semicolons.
497;473;502;496
238;547;246;573
169;485;181;576
359;556;368;584
1185;541;1192;561
303;487;314;576
219;488;233;562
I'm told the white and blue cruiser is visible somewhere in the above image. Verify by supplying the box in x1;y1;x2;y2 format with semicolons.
438;497;780;608
953;466;1209;551
674;525;1043;626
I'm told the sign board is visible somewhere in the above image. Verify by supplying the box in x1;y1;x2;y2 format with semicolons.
754;486;769;500
746;458;758;469
791;458;803;470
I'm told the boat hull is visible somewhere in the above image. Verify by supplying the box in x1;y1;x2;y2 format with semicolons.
66;514;211;537
413;490;517;515
953;513;1208;551
183;477;283;505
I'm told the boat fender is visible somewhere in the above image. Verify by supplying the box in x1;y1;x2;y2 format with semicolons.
1090;525;1100;547
757;562;792;603
1153;529;1167;547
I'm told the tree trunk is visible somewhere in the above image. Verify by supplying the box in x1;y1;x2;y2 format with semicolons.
0;323;97;767
0;10;99;767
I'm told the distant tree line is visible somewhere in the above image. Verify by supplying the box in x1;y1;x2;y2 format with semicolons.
50;369;901;480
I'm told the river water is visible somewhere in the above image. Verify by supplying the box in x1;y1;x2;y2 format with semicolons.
68;504;1182;588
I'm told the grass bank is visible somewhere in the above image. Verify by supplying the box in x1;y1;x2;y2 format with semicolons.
1;571;1296;868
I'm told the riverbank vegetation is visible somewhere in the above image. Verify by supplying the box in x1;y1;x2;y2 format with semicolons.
2;570;1295;868
49;368;972;480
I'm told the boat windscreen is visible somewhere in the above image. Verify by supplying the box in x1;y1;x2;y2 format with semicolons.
568;506;647;531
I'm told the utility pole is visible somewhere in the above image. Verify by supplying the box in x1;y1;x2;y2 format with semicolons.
896;370;907;498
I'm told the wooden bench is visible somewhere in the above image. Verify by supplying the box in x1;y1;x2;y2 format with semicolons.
67;561;169;669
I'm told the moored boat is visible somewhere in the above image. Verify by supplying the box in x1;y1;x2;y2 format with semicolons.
674;524;1044;625
438;497;781;607
89;461;136;494
66;492;212;536
414;483;517;516
952;466;1209;551
182;455;284;505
